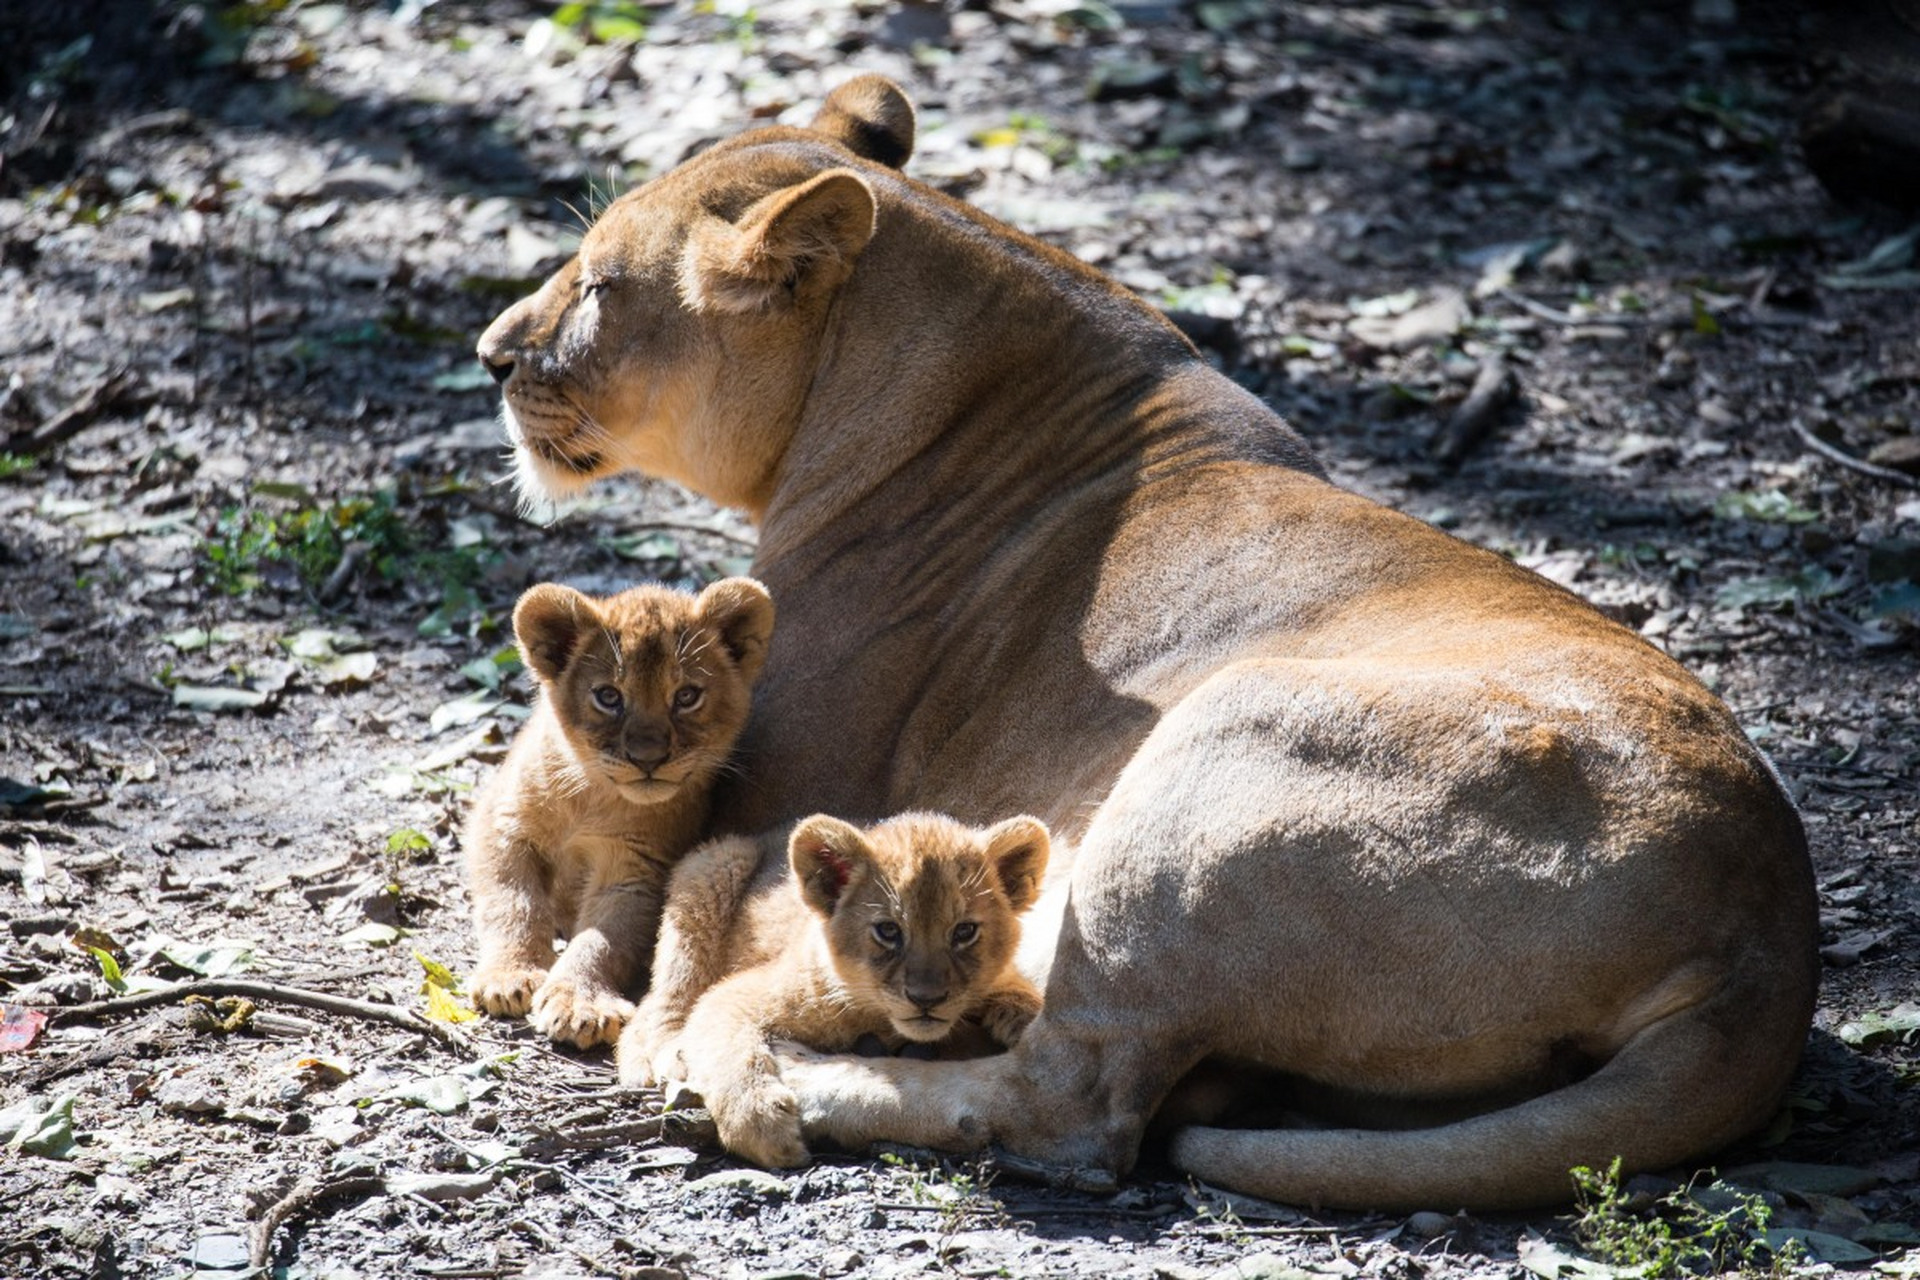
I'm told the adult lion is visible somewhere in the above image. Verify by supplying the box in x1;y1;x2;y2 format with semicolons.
476;75;1817;1211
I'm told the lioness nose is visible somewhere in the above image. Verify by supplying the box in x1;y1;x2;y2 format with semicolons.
480;354;514;385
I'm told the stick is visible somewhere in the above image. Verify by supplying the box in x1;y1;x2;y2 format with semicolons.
3;367;139;456
250;1174;387;1268
44;978;471;1050
1433;356;1516;464
1494;288;1648;328
1790;420;1920;490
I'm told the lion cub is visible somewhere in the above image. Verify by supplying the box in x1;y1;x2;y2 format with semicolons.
617;811;1050;1168
463;576;774;1049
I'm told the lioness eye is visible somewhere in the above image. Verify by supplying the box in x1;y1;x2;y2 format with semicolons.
591;685;623;713
951;922;979;946
672;685;704;711
871;921;902;948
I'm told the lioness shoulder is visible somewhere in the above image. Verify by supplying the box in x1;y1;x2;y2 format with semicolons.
463;576;773;1048
618;811;1050;1167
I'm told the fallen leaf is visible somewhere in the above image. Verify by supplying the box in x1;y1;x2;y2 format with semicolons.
1822;928;1895;967
428;691;500;735
1348;289;1470;351
171;684;272;714
0;1005;50;1053
160;626;241;652
377;1072;487;1114
415;950;462;992
284;627;366;659
338;922;409;947
156;939;257;978
1837;1002;1920;1048
423;981;479;1025
1516;1233;1632;1280
0;1093;78;1158
385;1170;498;1201
1725;1160;1884;1198
1760;1228;1880;1265
414;723;503;773
314;651;380;689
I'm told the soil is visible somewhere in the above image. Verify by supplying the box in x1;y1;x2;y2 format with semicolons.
2;2;1917;1278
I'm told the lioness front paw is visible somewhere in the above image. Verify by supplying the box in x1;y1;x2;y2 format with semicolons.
713;1080;809;1169
530;976;635;1049
470;962;548;1017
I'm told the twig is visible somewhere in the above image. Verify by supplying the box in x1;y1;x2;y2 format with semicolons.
43;978;471;1051
623;519;758;547
1494;288;1648;328
519;1110;717;1158
251;1174;387;1268
1432;356;1516;464
3;367;139;456
1790;420;1920;490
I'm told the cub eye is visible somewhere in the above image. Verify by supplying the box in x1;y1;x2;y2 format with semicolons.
871;921;903;948
672;685;704;711
950;922;979;946
590;685;623;713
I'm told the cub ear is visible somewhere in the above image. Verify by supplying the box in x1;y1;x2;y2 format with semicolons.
680;169;875;314
789;815;875;918
982;816;1051;914
513;584;598;683
810;74;916;169
694;576;776;685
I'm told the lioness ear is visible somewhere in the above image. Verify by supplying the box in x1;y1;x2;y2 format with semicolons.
790;816;874;917
694;576;776;685
680;169;875;314
983;817;1051;913
513;584;598;683
810;74;916;169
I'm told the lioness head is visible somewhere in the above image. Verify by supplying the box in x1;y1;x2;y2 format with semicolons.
788;811;1049;1043
475;75;916;517
513;577;774;804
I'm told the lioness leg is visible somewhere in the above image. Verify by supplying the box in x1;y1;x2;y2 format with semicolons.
618;834;769;1085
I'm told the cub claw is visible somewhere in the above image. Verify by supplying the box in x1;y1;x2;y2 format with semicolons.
530;977;635;1049
470;963;547;1017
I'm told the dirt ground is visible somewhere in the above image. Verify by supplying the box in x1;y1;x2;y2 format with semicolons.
2;1;1918;1277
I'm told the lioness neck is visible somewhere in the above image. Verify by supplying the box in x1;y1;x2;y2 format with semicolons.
755;179;1307;558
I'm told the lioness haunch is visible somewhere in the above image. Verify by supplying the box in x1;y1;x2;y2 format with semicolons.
476;75;1817;1211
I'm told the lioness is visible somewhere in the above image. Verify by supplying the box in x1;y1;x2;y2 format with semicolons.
475;75;1817;1210
619;812;1050;1168
464;577;773;1048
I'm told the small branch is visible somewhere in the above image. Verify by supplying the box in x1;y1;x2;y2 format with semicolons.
44;978;471;1051
1494;288;1648;328
3;367;140;457
1432;356;1517;464
1790;420;1920;490
620;519;759;548
519;1110;717;1158
250;1174;387;1269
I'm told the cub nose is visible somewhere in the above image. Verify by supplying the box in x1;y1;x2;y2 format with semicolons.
480;354;514;385
626;734;671;771
904;983;949;1013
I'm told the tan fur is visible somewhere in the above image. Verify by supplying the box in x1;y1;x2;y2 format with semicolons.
476;76;1819;1208
463;577;772;1048
616;813;1048;1168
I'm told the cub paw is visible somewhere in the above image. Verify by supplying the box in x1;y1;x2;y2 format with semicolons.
714;1080;809;1169
530;976;635;1049
470;963;548;1017
980;994;1040;1046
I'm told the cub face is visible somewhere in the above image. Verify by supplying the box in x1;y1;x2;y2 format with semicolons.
789;812;1049;1043
514;577;774;806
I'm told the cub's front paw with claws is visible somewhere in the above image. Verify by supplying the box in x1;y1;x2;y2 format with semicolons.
470;963;548;1017
531;976;634;1049
712;1078;809;1169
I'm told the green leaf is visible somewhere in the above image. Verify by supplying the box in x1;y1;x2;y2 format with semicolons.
0;1093;78;1159
1837;1002;1920;1048
84;945;127;991
604;532;681;562
171;684;272;713
1712;490;1818;524
1691;292;1721;337
387;828;433;856
160;626;242;652
1715;566;1842;611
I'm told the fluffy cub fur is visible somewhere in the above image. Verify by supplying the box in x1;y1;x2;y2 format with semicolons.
463;576;774;1048
617;812;1049;1167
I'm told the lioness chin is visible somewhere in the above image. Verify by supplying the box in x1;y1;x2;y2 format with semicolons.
476;74;1817;1211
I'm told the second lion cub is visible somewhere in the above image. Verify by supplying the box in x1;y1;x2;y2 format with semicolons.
618;812;1050;1168
464;576;773;1049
